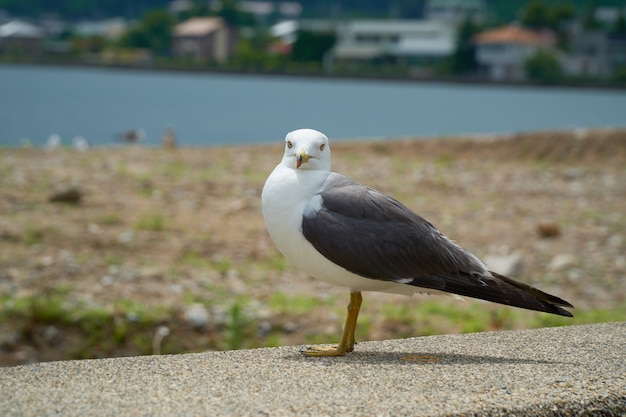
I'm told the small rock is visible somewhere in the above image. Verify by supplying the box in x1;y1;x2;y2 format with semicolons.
118;231;134;244
125;312;140;322
566;269;585;283
0;331;20;351
100;275;114;286
184;303;210;329
169;284;183;294
614;256;626;272
283;322;299;334
39;256;54;268
41;325;63;346
608;234;623;248
257;321;272;337
536;221;561;238
49;187;83;205
563;167;585;181
483;254;524;277
548;254;577;272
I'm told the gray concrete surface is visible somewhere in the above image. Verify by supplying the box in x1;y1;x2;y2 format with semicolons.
1;322;624;417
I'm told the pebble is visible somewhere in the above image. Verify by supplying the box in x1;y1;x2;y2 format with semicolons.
117;231;134;244
183;303;210;329
483;254;524;277
100;275;114;286
48;186;83;205
536;221;561;238
40;325;63;345
548;254;577;272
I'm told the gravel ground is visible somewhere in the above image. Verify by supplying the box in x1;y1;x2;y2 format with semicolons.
0;322;624;417
0;128;625;365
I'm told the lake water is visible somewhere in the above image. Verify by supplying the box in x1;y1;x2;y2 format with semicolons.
1;63;625;148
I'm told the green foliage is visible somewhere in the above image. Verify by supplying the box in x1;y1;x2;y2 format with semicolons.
612;7;626;34
612;66;626;83
225;301;255;350
217;0;256;27
291;30;336;63
269;292;331;315
119;9;175;55
22;226;44;245
521;1;552;30
232;35;287;71
449;17;482;75
520;1;574;31
519;1;574;49
0;0;171;19
0;293;178;360
134;212;165;231
524;50;564;83
582;0;602;30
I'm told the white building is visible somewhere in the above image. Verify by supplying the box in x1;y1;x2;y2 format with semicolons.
473;25;556;81
330;20;455;69
0;19;44;55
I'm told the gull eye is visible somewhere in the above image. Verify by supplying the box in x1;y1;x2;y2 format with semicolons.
320;143;325;151
287;140;293;149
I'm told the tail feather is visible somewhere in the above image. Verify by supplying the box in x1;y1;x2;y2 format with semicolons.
488;271;573;317
410;271;574;317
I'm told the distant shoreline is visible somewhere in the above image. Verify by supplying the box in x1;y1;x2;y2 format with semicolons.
2;58;626;92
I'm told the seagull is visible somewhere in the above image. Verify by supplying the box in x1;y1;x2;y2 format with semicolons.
261;129;574;357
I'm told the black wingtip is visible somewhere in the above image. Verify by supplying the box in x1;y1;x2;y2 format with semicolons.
490;271;574;317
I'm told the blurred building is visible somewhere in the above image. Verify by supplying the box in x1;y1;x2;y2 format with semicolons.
473;25;556;81
564;26;626;79
0;19;44;56
74;18;128;40
425;0;486;24
172;17;237;63
237;1;302;21
329;20;455;72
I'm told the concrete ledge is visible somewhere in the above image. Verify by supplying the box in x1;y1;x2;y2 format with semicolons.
1;323;624;416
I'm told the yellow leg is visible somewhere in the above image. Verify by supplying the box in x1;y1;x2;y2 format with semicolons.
304;291;362;357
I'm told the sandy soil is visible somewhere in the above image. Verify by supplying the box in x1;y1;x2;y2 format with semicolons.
1;128;625;366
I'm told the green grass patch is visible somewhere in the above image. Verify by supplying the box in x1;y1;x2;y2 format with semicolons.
257;253;288;273
134;212;165;231
269;292;334;315
210;257;233;275
224;300;256;350
99;213;123;226
22;226;45;245
435;154;455;168
179;251;212;268
0;293;181;361
161;160;188;180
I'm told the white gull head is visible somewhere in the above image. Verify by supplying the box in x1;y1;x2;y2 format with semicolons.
280;128;331;172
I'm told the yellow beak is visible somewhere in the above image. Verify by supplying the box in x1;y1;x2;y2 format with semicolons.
296;150;311;169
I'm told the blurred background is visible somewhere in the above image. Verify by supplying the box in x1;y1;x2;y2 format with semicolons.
1;0;626;147
0;1;624;366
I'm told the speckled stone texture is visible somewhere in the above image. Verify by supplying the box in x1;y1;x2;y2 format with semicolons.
1;323;624;417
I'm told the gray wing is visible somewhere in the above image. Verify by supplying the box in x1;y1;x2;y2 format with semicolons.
302;173;573;317
302;173;485;284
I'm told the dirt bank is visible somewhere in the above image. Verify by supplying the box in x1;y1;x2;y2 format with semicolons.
1;128;624;366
